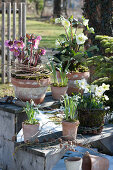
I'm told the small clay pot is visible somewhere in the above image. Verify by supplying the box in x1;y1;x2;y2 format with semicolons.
62;120;80;140
22;122;40;142
64;157;82;170
51;85;68;100
82;152;109;170
56;71;90;95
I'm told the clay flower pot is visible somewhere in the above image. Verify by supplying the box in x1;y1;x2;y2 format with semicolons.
11;77;50;104
56;71;90;95
62;120;80;140
67;71;90;95
22;122;40;142
82;152;109;170
64;157;82;170
51;85;68;100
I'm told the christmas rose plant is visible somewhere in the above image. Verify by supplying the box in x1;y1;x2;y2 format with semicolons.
74;79;110;110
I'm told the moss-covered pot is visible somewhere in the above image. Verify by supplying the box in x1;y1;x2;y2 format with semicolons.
78;109;106;134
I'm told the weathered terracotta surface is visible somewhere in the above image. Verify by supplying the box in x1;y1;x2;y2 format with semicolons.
56;71;90;95
51;85;68;100
67;72;90;95
11;77;50;104
82;152;109;170
64;157;82;170
22;122;40;142
62;120;80;140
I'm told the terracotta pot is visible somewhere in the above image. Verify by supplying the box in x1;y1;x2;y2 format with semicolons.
22;122;40;142
65;157;82;170
82;152;109;170
56;71;90;95
11;77;50;104
51;85;68;100
62;120;80;140
67;71;90;95
78;109;105;135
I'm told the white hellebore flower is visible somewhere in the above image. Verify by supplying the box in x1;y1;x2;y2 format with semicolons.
102;83;110;91
95;86;104;97
55;18;61;24
83;19;89;26
76;79;88;90
76;33;88;45
90;84;98;93
104;95;109;101
62;19;70;29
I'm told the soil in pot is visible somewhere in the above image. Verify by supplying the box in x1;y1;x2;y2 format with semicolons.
62;120;80;140
51;85;68;100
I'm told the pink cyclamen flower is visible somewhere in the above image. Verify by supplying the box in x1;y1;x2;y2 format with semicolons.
34;36;42;49
5;40;13;48
14;40;25;49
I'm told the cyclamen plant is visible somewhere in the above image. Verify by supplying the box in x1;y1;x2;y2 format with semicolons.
54;15;96;72
5;34;46;67
75;79;110;109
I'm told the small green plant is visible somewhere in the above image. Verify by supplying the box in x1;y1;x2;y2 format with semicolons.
46;60;58;85
61;94;79;121
23;100;39;124
46;59;68;87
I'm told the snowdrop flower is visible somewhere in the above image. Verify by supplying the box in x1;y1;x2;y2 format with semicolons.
62;19;70;29
104;95;109;101
102;83;110;91
83;19;89;26
89;27;95;34
76;33;88;45
84;87;89;93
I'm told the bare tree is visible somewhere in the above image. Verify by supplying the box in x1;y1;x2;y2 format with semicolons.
53;0;61;17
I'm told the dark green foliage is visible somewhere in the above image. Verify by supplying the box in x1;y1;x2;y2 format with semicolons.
87;35;113;109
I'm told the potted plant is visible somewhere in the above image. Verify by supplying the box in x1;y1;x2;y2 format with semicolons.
46;60;68;100
54;15;97;95
5;34;50;104
61;94;80;140
75;79;110;134
22;100;40;142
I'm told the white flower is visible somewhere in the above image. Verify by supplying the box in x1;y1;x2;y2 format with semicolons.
89;27;95;33
76;33;88;45
104;95;109;101
95;86;104;97
62;19;70;29
30;99;35;106
90;85;98;93
55;18;61;24
76;79;88;90
102;83;110;91
84;87;89;93
83;19;89;26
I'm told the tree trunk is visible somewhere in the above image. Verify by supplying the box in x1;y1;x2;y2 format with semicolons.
63;0;68;17
83;0;113;36
53;0;61;18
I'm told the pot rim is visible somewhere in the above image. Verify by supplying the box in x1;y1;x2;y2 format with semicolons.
64;157;82;162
